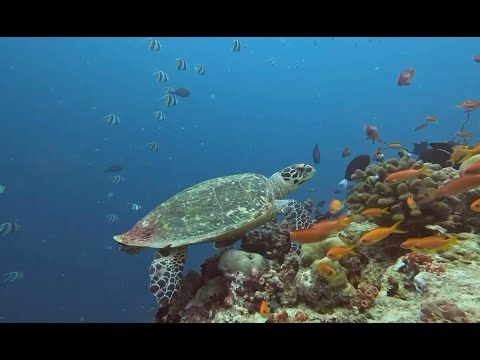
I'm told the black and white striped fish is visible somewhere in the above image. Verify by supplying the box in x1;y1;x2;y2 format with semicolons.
111;175;124;184
175;58;187;70
153;111;166;121
231;40;241;52
194;64;206;75
162;94;178;107
147;142;160;151
0;222;21;236
104;114;120;125
147;38;161;51
107;214;119;223
128;203;142;211
153;70;168;82
1;271;23;283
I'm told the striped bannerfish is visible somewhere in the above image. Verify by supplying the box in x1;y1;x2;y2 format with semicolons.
147;142;160;151
0;222;21;236
147;38;161;51
163;94;178;107
175;58;187;70
107;214;119;223
104;114;120;125
231;40;241;52
194;64;206;75
111;175;124;184
128;203;141;211
1;271;23;283
153;70;168;82
153;111;166;121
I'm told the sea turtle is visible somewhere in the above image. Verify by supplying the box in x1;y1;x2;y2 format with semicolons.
113;163;316;308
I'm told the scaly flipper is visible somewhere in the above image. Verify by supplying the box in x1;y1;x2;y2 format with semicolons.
149;247;187;307
274;199;315;230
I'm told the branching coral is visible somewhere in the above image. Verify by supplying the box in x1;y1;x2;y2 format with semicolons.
350;282;379;310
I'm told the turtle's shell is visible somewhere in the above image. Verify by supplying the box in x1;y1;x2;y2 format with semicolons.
116;173;275;249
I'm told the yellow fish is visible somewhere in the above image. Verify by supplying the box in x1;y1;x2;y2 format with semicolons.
359;220;407;245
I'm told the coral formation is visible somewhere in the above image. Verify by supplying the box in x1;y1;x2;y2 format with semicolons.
350;282;379;310
345;157;480;232
240;220;291;261
150;163;480;323
420;298;470;323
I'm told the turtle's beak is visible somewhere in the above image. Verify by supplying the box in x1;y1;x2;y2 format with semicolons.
113;234;123;242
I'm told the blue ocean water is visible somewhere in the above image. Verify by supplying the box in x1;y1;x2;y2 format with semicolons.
0;37;479;322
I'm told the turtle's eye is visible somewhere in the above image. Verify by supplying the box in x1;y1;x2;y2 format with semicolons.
306;167;312;173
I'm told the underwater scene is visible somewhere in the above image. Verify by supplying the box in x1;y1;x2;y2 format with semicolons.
1;37;480;323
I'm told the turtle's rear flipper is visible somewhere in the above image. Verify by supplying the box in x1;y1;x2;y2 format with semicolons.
274;199;315;230
149;247;187;307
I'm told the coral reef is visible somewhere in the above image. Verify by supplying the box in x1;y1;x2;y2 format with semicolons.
153;199;480;323
240;220;291;262
345;157;480;233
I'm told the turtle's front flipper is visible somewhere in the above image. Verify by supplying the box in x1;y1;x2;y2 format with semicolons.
274;199;315;230
149;247;187;307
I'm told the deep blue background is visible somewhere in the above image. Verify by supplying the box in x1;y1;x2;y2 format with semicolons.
0;37;479;322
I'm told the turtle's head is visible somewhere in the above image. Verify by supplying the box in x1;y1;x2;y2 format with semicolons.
273;164;316;194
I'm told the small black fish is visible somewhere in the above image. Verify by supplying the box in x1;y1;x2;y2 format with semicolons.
166;87;191;97
104;164;123;173
312;144;320;164
344;155;370;181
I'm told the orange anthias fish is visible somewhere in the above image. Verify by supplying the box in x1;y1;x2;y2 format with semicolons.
326;245;357;261
259;300;271;318
400;235;446;250
328;199;343;214
412;236;459;253
425;116;438;122
359;220;407;245
289;215;353;244
384;163;433;183
473;55;480;63
342;147;351;158
470;199;480;212
406;196;416;209
421;175;480;202
462;161;480;176
360;207;390;216
386;143;403;149
457;100;480;113
316;262;336;276
397;69;415;86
